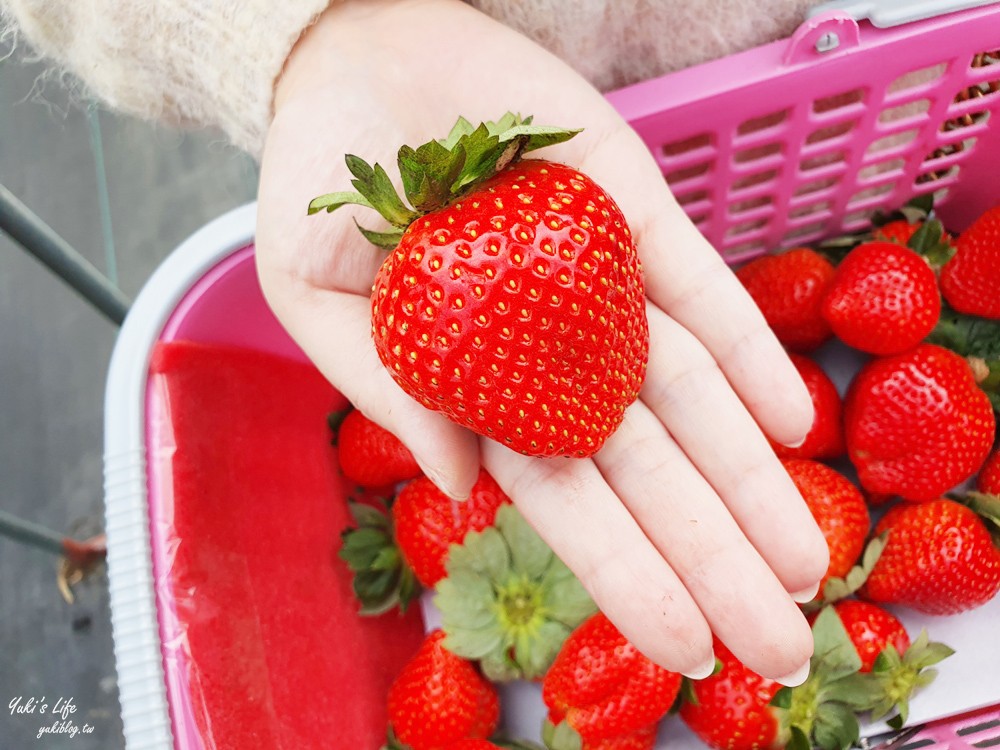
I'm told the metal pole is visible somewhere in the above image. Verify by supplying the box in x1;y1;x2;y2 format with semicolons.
0;183;131;326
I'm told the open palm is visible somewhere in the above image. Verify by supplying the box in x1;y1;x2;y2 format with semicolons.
257;0;828;683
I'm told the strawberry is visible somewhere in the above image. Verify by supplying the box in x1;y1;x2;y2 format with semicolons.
782;460;869;597
940;204;1000;319
436;504;597;682
395;468;510;588
338;469;510;613
386;630;500;750
821;241;941;355
843;344;995;501
584;727;659;750
829;600;909;673
979;448;1000;493
444;742;502;750
332;408;422;488
679;638;783;750
826;600;953;728
771;354;844;460
680;608;885;750
860;497;1000;614
541;612;680;748
735;247;836;352
873;219;922;246
311;114;648;457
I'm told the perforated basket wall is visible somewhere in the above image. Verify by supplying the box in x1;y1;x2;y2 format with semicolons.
897;705;1000;750
608;5;1000;264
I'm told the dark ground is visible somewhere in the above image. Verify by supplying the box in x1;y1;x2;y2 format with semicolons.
1;53;258;748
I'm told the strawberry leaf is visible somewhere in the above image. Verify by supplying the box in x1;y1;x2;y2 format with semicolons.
309;113;581;248
868;630;954;726
907;218;955;267
307;190;374;215
348;501;391;530
770;686;794;709
542;719;584;750
501;123;582;154
398;140;467;212
817;533;887;607
811;606;863;678
819;671;883;711
787;725;812;750
354;221;406;250
436;504;595;681
338;502;421;614
812;702;861;750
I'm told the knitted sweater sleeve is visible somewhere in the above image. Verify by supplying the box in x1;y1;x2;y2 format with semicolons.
0;0;333;157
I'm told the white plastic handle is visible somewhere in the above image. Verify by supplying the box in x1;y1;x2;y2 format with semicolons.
808;0;1000;27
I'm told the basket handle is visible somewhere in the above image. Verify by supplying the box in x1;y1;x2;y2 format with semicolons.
808;0;1000;27
783;12;861;65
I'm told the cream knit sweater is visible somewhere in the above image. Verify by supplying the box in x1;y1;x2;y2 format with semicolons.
0;0;823;158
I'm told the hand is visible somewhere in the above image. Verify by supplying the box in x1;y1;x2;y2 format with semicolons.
257;0;829;683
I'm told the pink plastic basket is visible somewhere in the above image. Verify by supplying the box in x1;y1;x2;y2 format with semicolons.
103;4;1000;749
607;4;1000;264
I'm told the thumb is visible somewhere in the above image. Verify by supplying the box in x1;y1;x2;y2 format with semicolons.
260;277;481;500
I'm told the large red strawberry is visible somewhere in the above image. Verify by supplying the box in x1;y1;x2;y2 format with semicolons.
821;241;941;355
541;612;680;749
386;630;500;750
843;344;995;501
735;247;836;352
771;355;844;460
333;408;422;487
311;114;648;458
339;469;510;614
860;497;1000;614
940;204;1000;319
782;460;869;596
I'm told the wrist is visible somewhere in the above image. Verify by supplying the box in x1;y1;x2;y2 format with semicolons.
273;0;465;113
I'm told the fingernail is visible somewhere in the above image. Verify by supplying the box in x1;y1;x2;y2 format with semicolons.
790;582;820;604
774;660;811;687
418;462;470;502
783;434;808;449
681;653;717;681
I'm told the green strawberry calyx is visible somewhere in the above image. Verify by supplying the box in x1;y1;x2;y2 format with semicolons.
869;631;955;729
770;607;887;750
541;718;583;750
904;218;955;268
307;113;581;249
435;504;597;682
926;306;1000;410
805;534;888;612
338;499;421;615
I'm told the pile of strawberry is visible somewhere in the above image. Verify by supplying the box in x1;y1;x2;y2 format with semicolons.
736;199;1000;617
335;411;678;750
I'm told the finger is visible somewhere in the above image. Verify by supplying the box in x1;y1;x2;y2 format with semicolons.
640;303;829;594
258;275;480;500
595;400;813;682
555;122;814;446
480;439;715;677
